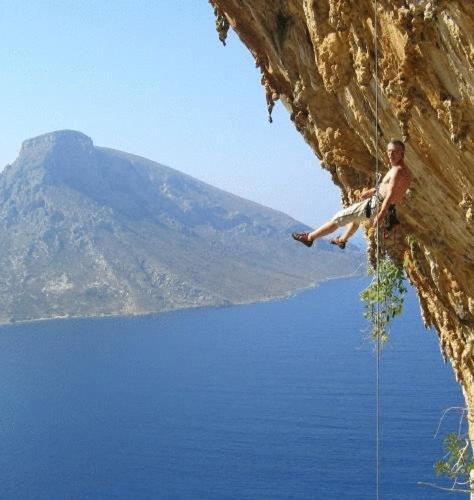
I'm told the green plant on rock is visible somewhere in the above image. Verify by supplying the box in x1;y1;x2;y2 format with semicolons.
432;408;474;493
360;255;407;347
435;432;474;486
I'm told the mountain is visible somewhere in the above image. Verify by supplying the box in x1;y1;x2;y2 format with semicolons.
0;130;364;323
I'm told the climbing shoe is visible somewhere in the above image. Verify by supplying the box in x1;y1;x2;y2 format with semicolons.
292;232;313;247
330;237;346;250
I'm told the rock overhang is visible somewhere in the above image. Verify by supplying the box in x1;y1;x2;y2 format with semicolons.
209;0;474;479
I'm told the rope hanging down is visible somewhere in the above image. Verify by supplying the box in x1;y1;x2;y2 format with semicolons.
374;0;381;499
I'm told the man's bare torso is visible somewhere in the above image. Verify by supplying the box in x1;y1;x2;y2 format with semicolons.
379;164;412;204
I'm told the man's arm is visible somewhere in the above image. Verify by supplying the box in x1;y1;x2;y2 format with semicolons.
359;187;376;200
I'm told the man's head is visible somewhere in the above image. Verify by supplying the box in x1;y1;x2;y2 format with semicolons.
387;140;405;166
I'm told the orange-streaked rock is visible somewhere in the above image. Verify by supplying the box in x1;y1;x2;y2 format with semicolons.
210;0;474;483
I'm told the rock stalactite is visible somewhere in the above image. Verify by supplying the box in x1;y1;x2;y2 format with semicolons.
209;0;473;489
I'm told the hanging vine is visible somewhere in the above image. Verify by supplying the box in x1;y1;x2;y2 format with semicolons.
360;255;407;347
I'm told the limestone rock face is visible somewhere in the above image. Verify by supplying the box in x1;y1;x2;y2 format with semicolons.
210;0;474;465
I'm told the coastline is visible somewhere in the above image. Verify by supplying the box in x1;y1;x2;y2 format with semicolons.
0;270;366;330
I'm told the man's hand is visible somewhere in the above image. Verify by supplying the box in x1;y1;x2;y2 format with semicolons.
372;210;386;228
359;188;375;200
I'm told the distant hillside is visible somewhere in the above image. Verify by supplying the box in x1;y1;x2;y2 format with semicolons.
0;130;364;323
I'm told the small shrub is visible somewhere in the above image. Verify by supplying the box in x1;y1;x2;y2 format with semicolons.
435;431;474;487
360;255;407;347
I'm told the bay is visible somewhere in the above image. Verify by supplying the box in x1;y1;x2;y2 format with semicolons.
0;277;463;499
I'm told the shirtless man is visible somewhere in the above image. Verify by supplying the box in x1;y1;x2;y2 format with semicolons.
292;140;412;248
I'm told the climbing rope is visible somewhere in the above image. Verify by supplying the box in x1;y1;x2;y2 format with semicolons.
374;1;381;499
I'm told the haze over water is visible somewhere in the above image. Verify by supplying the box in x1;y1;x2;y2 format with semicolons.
0;277;461;499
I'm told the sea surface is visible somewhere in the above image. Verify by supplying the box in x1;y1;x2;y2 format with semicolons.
0;277;464;499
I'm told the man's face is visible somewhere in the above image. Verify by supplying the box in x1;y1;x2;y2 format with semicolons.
387;143;404;165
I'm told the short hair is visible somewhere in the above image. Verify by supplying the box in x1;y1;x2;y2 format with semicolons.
388;139;405;151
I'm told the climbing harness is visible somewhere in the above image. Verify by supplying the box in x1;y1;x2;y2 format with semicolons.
383;205;400;244
384;205;400;232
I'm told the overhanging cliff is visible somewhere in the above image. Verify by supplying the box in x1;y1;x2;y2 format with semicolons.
209;0;474;483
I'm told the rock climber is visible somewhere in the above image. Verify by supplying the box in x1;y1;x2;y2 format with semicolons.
292;140;412;249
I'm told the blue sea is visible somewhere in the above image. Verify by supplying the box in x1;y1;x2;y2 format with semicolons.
0;277;464;499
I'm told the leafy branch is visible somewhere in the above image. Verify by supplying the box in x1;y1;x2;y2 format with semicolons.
430;407;474;493
434;432;474;483
360;255;407;347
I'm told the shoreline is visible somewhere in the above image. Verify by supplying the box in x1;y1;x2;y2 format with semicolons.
0;271;366;330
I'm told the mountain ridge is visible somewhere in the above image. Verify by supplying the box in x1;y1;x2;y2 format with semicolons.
0;130;364;324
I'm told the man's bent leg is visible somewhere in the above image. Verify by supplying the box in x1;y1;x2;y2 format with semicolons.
308;220;338;241
330;222;360;250
340;222;359;243
293;199;366;248
292;219;339;247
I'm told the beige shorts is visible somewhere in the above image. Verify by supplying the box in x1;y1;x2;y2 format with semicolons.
331;195;380;227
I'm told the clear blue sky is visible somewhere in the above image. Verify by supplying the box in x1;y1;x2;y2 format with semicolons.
0;1;342;226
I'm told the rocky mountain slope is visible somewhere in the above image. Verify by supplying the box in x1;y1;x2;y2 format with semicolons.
208;0;473;488
0;130;363;324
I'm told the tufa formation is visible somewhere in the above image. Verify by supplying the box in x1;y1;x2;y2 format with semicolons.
209;0;474;485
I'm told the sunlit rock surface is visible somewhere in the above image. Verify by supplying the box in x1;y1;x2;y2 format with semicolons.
210;0;474;475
